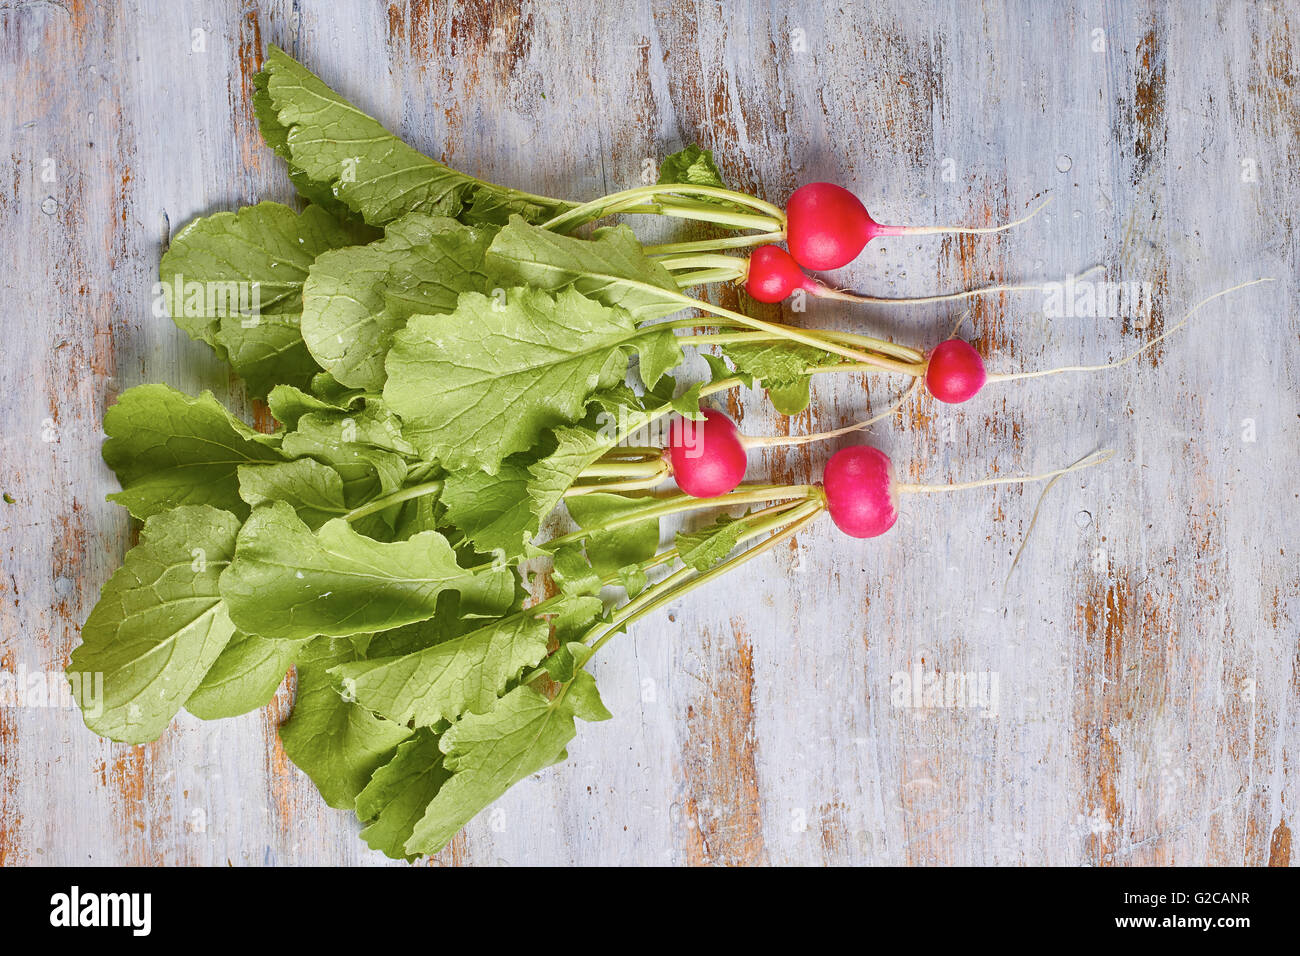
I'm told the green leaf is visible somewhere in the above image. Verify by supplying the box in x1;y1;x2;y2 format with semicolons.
657;144;747;212
675;512;751;571
221;502;513;641
551;543;603;596
332;609;552;727
67;505;241;743
405;672;610;855
293;401;416;457
486;217;682;321
278;636;412;809
765;379;814;416
185;631;306;720
103;385;283;520
159;201;363;396
384;287;637;472
355;729;451;860
255;45;575;228
564;493;662;578
301;213;498;390
723;341;838;416
658;144;727;191
253;66;362;220
525;423;619;533
279;424;407;513
440;458;536;559
237;458;349;530
265;383;355;430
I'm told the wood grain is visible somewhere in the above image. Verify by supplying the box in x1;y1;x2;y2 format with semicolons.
0;0;1295;866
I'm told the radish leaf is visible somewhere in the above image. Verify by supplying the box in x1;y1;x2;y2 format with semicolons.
67;505;242;743
278;636;413;809
405;673;610;855
103;385;284;520
185;631;307;720
302;213;499;390
331;609;553;727
220;501;514;641
384;287;640;471
355;729;450;860
256;46;575;228
159;201;367;396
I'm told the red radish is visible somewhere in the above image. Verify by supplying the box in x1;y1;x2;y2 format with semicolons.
822;445;899;538
744;245;822;302
925;339;987;403
821;444;1114;539
667;409;749;498
785;182;1051;271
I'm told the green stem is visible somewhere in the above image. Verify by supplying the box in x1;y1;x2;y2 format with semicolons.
544;484;820;551
576;459;668;478
542;183;786;232
673;267;746;288
343;479;444;523
646;231;785;256
618;279;920;372
658;253;748;273
655;203;781;231
585;499;824;655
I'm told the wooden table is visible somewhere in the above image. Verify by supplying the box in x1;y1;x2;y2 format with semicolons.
0;0;1295;866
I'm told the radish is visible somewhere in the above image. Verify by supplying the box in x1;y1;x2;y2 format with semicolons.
822;444;1113;538
666;409;749;498
785;182;1051;270
924;339;987;404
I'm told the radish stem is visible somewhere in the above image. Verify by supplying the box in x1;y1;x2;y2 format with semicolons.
584;499;824;655
646;232;786;256
542;183;786;232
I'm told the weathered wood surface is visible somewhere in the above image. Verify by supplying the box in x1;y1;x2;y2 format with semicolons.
0;0;1296;866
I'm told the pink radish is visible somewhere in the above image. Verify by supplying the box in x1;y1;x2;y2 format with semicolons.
822;445;900;537
925;339;987;403
785;182;1051;271
743;245;823;303
822;444;1113;539
666;409;749;498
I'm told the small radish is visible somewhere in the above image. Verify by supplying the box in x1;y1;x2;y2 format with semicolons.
822;444;1113;539
822;445;900;538
785;182;1051;271
914;277;1271;404
924;339;987;404
666;409;749;498
743;245;823;303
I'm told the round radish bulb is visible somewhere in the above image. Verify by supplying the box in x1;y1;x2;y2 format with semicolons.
822;445;899;538
785;183;900;271
667;409;749;497
744;245;821;303
925;339;986;403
